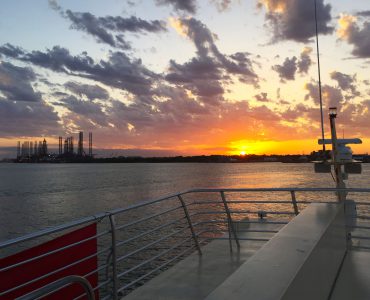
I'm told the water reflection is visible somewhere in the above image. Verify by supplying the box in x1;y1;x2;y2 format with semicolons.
0;162;369;241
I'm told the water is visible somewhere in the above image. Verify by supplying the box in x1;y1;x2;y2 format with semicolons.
1;162;370;242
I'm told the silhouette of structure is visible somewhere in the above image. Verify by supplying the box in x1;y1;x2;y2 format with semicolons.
78;131;84;156
64;137;74;155
89;132;92;157
58;136;63;155
16;132;93;162
60;131;92;158
17;142;20;158
17;139;49;161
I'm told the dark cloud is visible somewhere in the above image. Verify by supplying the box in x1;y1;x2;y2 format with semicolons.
0;98;61;136
50;2;166;49
166;57;224;104
65;10;117;47
297;47;312;74
65;11;166;48
0;43;24;58
280;103;311;121
166;18;257;104
177;18;257;82
338;14;370;58
273;56;297;81
65;81;109;100
356;11;370;18
276;87;281;99
0;45;157;97
273;47;313;81
258;0;333;42
279;99;290;105
155;0;197;13
254;92;270;102
57;95;109;127
305;82;343;109
330;71;357;94
48;0;62;11
0;61;42;102
66;11;166;48
211;0;232;12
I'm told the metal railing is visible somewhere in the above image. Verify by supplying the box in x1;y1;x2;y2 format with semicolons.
17;275;95;300
1;187;370;299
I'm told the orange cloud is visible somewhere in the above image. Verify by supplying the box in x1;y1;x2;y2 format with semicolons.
258;0;287;13
337;14;357;40
169;17;189;37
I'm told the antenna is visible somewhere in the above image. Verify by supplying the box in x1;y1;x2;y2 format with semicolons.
314;0;326;153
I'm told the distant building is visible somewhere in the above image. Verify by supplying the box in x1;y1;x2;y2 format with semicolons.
264;157;278;162
16;139;48;160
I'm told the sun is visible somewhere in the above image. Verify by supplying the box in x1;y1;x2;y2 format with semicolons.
240;151;246;156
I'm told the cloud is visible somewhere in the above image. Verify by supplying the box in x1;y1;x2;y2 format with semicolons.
330;71;357;94
56;95;109;127
356;11;370;18
337;14;370;58
155;0;197;14
211;0;232;12
254;92;270;102
258;0;333;42
273;47;313;81
297;47;313;74
304;82;343;109
273;56;297;81
66;11;166;48
48;0;62;11
0;98;61;137
101;97;301;150
0;61;42;102
166;18;258;103
65;81;109;100
65;10;118;47
166;57;224;104
173;18;257;80
49;2;166;49
0;44;158;97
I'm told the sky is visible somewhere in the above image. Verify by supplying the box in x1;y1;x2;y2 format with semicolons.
0;0;370;157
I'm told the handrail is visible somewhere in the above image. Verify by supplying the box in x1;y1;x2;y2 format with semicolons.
0;212;108;249
220;191;240;249
178;195;202;255
2;187;370;248
182;187;370;193
2;187;370;299
16;275;95;300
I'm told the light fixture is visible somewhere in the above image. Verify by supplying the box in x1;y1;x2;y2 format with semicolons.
329;107;337;118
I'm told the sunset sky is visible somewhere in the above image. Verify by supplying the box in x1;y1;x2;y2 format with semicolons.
0;0;370;157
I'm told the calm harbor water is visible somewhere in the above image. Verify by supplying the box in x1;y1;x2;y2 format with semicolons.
1;162;370;242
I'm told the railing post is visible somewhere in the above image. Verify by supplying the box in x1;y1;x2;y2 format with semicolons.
220;191;240;249
290;191;299;215
177;195;202;256
109;214;118;300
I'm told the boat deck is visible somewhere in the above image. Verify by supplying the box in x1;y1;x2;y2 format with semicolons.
124;204;370;300
2;188;369;300
123;221;283;300
331;250;370;300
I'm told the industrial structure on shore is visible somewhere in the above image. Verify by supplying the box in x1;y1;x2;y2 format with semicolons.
16;131;93;162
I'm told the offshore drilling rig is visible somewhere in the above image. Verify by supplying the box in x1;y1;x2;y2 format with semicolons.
58;131;93;158
16;131;93;162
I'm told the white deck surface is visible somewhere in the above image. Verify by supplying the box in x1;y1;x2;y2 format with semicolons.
123;221;284;300
331;250;370;300
123;209;370;300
